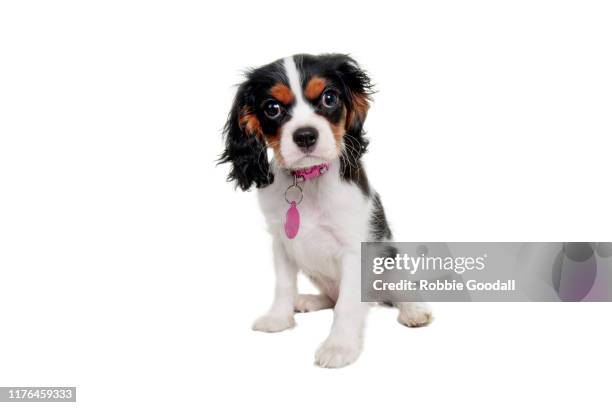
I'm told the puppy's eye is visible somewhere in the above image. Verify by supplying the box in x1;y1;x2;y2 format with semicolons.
263;100;282;119
321;90;339;108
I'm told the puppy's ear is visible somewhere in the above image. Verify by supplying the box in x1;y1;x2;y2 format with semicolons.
336;55;374;158
219;82;273;191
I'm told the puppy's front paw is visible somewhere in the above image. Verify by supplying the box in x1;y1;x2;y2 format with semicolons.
252;314;295;333
315;339;361;368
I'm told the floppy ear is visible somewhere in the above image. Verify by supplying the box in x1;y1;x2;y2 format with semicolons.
337;55;374;159
219;82;273;191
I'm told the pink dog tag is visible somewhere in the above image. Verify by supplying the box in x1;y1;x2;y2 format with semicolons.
284;201;300;239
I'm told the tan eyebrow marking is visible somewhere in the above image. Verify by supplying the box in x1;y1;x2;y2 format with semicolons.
304;76;327;100
269;83;294;105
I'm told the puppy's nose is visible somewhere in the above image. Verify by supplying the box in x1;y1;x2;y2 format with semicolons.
293;127;318;151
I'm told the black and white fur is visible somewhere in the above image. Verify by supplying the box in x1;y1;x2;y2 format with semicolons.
220;54;432;368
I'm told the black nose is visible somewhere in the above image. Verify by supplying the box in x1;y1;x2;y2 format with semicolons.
292;127;318;151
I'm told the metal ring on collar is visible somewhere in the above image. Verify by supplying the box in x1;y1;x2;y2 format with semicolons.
284;184;303;205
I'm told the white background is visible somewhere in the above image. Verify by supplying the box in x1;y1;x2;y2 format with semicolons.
1;1;611;407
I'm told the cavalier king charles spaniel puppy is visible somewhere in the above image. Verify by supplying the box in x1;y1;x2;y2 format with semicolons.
220;54;432;368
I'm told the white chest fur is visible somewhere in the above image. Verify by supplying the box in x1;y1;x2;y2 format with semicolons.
257;160;371;295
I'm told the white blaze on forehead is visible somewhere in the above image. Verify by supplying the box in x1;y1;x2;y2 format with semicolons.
283;57;311;114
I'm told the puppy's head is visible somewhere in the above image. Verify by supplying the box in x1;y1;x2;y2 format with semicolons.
220;54;373;191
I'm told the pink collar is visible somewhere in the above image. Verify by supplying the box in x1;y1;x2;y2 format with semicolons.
292;163;329;182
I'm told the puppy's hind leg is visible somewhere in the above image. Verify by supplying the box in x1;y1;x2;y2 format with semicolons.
294;294;334;313
396;302;433;328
